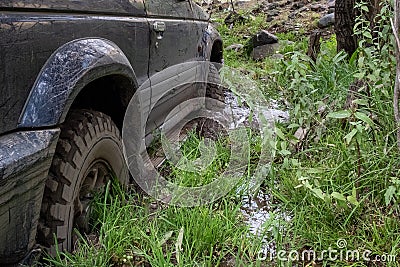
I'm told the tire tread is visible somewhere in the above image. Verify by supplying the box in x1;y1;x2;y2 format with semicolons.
37;109;123;251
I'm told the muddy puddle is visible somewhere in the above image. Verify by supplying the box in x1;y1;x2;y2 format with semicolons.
220;91;289;128
241;190;292;259
218;91;291;259
203;90;289;132
154;89;291;260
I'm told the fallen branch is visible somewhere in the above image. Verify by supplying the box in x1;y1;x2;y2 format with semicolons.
390;0;400;150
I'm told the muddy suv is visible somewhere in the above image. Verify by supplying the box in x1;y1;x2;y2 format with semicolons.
0;0;222;265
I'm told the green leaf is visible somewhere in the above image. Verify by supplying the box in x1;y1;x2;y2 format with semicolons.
333;51;348;64
175;227;184;264
331;192;346;201
275;127;286;140
327;110;352;119
355;112;374;127
366;73;377;82
291;159;300;166
352;187;357;199
358;56;365;66
288;123;300;129
280;149;292;156
353;72;365;79
159;231;174;246
312;188;325;200
384;186;396;206
363;31;372;39
304;180;312;190
344;129;358;145
361;5;369;12
347;195;359;206
306;168;324;174
352;99;368;106
349;48;359;65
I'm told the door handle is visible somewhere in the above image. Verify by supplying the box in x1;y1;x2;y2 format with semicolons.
153;21;166;40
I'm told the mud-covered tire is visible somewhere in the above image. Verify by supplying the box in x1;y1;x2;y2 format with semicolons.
206;63;224;102
37;109;128;254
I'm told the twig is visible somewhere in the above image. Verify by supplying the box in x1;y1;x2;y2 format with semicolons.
391;19;400;50
355;139;361;198
230;0;235;12
391;7;400;150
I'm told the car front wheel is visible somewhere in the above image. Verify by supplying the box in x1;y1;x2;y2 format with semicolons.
37;109;128;254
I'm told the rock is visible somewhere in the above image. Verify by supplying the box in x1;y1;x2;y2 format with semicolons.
291;2;305;10
251;43;280;60
298;6;309;12
268;10;279;17
294;127;309;141
251;30;279;48
288;12;297;19
225;43;244;52
318;13;335;28
317;104;327;115
266;10;279;22
266;2;279;10
279;1;290;7
272;53;284;60
235;1;251;7
310;4;326;12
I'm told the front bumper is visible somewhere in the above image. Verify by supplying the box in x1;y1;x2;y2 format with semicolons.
0;129;59;265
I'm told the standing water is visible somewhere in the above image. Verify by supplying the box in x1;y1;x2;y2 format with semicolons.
218;91;291;259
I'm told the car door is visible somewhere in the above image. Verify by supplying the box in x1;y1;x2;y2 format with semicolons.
144;0;208;135
145;0;203;73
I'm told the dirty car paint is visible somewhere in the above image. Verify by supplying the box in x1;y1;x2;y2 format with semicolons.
0;0;148;133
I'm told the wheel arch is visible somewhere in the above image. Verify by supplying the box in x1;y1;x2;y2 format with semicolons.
202;23;223;64
18;38;138;129
69;73;135;130
210;39;223;64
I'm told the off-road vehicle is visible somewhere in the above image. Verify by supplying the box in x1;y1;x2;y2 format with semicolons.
0;0;223;265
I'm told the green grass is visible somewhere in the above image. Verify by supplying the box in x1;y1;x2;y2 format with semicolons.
215;10;400;266
45;187;255;266
44;129;269;267
160;130;231;187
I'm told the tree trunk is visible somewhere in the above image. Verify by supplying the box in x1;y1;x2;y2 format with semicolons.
335;0;357;56
366;0;381;36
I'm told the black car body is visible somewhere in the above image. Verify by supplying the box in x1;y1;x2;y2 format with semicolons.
0;0;222;264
